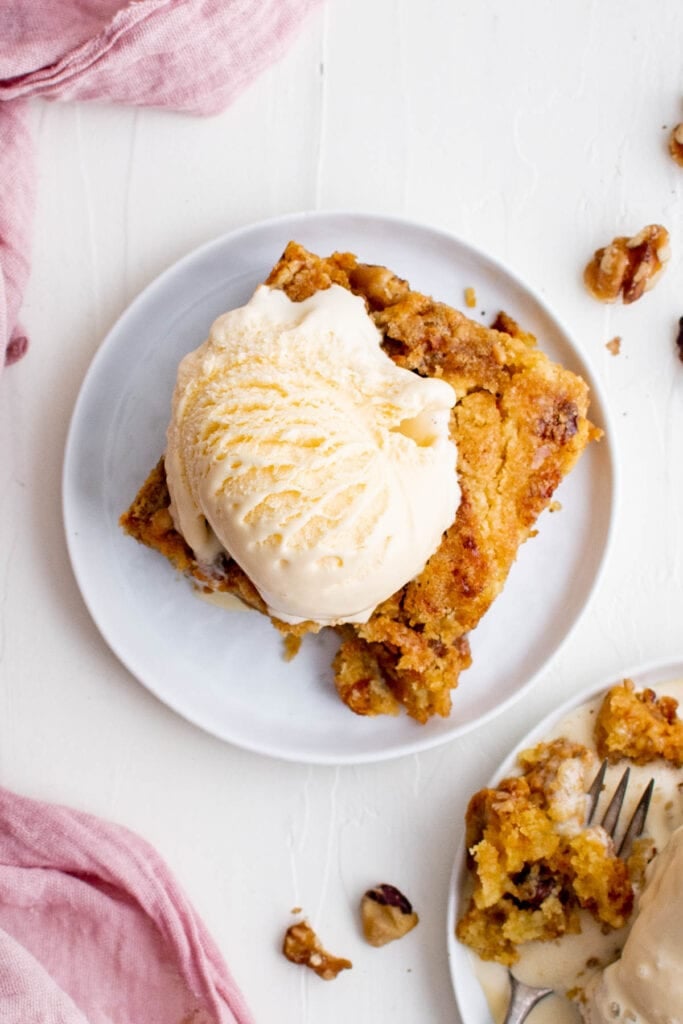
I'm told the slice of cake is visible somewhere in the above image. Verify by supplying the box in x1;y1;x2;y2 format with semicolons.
121;242;600;723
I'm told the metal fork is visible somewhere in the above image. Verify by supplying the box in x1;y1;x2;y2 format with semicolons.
502;761;654;1024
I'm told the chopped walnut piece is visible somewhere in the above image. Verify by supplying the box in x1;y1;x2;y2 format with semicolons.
282;920;352;980
669;123;683;166
464;286;477;308
605;336;621;356
360;884;419;947
583;225;670;304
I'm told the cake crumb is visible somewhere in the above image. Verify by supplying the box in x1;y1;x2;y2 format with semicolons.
605;336;621;356
669;123;683;166
595;679;683;766
548;500;562;513
283;635;302;661
291;906;302;914
464;286;477;308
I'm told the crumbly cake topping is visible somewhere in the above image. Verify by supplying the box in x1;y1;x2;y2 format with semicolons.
596;679;683;767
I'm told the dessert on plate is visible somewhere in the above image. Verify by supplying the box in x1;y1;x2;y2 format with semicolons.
121;242;600;722
455;736;637;967
455;677;683;1024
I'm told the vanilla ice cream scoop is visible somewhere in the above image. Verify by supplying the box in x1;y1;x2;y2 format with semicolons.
165;283;460;625
582;824;683;1024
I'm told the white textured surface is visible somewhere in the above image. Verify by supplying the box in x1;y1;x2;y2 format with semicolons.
1;2;683;1022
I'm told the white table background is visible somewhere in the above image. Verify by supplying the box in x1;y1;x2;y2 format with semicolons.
2;2;683;1021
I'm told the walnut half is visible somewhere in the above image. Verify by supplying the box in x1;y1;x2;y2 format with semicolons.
583;225;670;304
360;884;419;947
282;920;352;980
669;123;683;167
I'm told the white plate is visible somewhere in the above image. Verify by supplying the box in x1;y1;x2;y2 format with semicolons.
447;657;683;1024
62;211;615;765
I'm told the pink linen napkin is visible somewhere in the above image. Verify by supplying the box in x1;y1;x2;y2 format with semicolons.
0;785;255;1023
0;0;319;373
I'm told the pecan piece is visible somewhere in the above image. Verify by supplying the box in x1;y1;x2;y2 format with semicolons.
583;225;670;304
282;920;352;980
536;398;579;444
360;884;419;947
669;123;683;167
348;263;409;309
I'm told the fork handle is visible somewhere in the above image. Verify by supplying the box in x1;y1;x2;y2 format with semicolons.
502;974;553;1024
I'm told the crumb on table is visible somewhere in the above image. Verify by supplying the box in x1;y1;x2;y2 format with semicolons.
606;336;621;356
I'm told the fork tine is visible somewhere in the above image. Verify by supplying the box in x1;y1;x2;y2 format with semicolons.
617;777;655;858
600;766;630;837
586;759;608;823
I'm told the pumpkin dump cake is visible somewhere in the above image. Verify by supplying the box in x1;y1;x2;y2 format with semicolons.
120;242;600;722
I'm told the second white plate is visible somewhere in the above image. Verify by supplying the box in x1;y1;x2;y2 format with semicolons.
62;211;615;764
447;657;683;1024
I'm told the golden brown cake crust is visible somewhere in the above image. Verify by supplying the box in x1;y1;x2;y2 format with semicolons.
120;242;600;723
120;459;269;615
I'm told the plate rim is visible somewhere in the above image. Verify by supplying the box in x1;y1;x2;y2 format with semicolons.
61;209;618;765
446;654;683;1023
